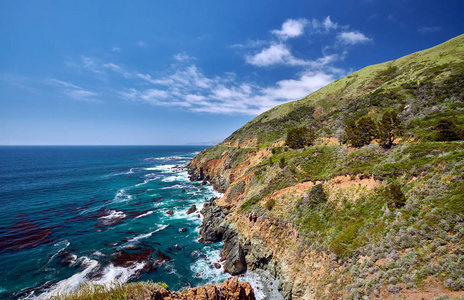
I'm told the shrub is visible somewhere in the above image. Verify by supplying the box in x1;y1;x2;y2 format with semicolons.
385;184;406;209
241;196;260;211
308;184;327;205
435;117;462;141
279;157;286;168
157;282;169;290
286;126;316;149
265;198;276;210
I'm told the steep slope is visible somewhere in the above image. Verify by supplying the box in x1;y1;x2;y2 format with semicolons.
189;35;464;299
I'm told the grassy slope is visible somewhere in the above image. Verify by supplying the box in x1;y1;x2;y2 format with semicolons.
195;34;464;299
221;34;464;146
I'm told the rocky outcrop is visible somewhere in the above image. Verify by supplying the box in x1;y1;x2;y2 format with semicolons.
199;201;229;242
151;277;255;300
199;201;247;276
186;204;197;215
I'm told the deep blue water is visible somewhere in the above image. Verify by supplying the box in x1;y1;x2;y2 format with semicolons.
0;146;229;299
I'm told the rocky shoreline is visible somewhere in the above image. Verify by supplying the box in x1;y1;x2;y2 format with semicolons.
188;150;337;300
151;277;255;300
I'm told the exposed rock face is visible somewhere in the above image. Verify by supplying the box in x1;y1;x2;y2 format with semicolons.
190;151;329;299
151;277;255;300
186;204;197;215
199;201;229;242
199;201;247;275
221;229;247;275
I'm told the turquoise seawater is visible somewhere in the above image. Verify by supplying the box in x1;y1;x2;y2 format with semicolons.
0;146;229;299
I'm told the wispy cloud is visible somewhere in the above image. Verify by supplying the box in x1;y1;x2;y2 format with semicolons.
337;31;372;45
116;62;334;115
418;26;441;34
0;74;38;93
45;79;98;101
308;16;339;33
60;16;369;114
112;46;120;52
174;52;193;61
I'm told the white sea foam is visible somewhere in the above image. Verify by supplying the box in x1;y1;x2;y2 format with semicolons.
92;251;106;257
30;257;99;299
144;165;176;172
32;258;148;299
162;171;189;183
161;184;188;190
113;189;133;202
190;247;230;282
47;240;70;264
134;210;153;219
100;210;126;220
93;262;146;286
134;175;160;187
239;270;284;300
109;167;138;177
127;224;169;242
126;168;136;174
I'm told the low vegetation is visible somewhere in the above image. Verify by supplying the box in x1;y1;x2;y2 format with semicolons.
51;281;168;300
194;35;464;299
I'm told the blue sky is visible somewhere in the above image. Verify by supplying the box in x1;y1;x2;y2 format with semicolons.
1;0;463;145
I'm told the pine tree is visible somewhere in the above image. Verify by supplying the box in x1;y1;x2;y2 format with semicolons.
286;127;316;149
377;111;403;148
343;116;376;147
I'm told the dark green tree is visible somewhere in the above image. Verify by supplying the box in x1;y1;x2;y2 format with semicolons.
286;127;316;149
377;110;403;148
385;183;406;209
343;116;376;147
436;117;462;141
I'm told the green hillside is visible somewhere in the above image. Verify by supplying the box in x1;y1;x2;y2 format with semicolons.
190;34;464;299
223;34;464;147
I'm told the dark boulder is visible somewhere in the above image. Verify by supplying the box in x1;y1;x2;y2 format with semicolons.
186;204;197;215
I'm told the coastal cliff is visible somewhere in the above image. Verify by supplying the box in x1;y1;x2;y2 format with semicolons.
188;35;464;299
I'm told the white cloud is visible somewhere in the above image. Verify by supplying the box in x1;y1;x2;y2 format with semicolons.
112;46;120;52
117;62;335;115
337;31;372;45
45;79;98;101
272;19;307;40
137;41;147;48
246;44;292;66
64;17;374;114
323;16;338;30
243;16;369;68
246;44;339;68
174;52;192;61
307;16;339;33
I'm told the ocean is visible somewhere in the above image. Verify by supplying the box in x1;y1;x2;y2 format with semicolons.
0;146;230;299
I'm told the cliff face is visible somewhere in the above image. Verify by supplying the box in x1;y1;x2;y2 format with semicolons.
188;35;464;300
191;153;339;299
